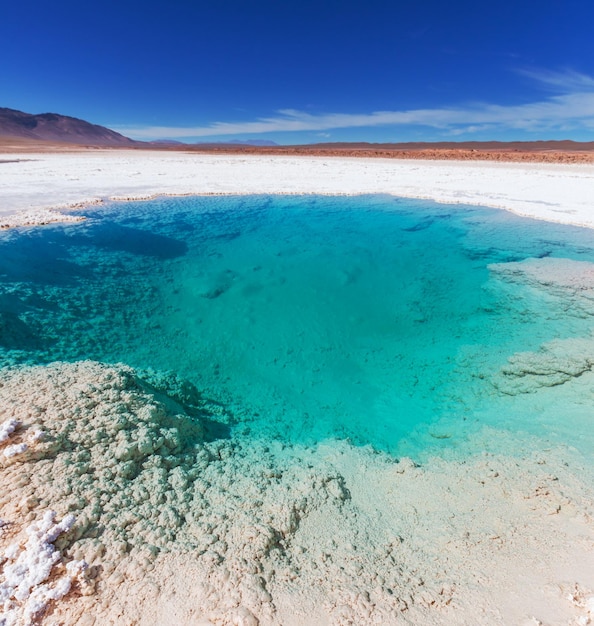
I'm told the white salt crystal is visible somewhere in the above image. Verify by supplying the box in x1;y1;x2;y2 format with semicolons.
0;420;20;444
0;511;87;625
2;443;28;459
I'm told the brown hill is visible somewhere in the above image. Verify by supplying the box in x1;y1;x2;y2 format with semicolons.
0;108;137;147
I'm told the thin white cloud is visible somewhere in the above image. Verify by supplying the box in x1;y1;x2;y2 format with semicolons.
115;69;594;139
517;67;594;92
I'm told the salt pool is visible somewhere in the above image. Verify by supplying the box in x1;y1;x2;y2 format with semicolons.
1;193;594;459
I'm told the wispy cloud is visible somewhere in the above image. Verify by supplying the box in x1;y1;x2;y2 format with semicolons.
516;67;594;92
116;69;594;140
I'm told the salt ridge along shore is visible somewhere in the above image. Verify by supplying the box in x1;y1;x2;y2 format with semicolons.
1;150;594;230
2;152;594;625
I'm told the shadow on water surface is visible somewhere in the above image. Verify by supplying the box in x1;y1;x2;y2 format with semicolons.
200;417;232;442
136;369;234;442
0;232;91;286
402;219;434;232
0;218;187;290
80;223;188;259
0;311;52;351
0;293;59;352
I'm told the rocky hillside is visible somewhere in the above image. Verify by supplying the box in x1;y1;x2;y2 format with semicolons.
0;107;137;146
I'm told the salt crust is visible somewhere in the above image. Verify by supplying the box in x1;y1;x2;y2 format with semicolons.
0;210;83;230
1;152;594;229
1;361;594;625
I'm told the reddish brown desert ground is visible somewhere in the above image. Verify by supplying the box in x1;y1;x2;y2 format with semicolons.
1;135;594;163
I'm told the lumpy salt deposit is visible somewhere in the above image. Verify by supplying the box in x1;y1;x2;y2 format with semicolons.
1;360;594;625
2;195;594;624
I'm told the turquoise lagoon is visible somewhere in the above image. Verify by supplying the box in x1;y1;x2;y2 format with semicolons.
1;194;594;460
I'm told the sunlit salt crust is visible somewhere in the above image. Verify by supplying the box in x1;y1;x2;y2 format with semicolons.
1;358;594;625
2;153;594;624
0;150;594;229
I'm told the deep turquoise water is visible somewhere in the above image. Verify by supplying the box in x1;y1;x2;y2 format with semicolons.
2;194;594;458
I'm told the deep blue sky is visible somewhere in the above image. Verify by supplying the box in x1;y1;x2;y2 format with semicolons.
2;0;594;143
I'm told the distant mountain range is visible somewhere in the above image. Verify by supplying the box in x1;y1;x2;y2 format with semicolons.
157;138;279;147
0;107;137;146
1;107;593;157
224;139;278;146
0;108;279;147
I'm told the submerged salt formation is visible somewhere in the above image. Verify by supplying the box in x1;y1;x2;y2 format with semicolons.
1;360;594;625
490;257;594;317
494;335;594;394
490;258;594;395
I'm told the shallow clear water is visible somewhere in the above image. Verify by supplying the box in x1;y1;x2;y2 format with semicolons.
2;194;594;458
